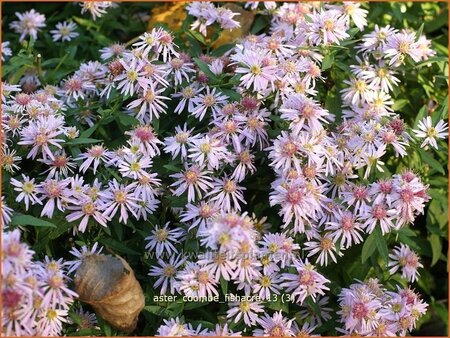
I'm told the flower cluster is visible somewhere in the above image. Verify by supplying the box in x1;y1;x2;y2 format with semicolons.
338;279;427;336
2;1;447;336
2;230;77;336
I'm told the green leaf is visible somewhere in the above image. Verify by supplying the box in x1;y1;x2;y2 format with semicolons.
392;99;409;111
418;149;445;175
117;113;139;126
193;58;219;83
219;88;241;102
413;105;427;128
11;214;57;228
321;54;334;71
66;138;101;145
220;277;228;295
361;230;378;263
211;43;235;57
374;227;389;263
251;15;269;34
428;234;442;266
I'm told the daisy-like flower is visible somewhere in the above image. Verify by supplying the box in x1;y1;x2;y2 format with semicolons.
50;21;79;42
77;144;109;174
165;57;195;86
328;2;368;31
177;262;219;298
413;116;448;150
269;178;320;234
66;242;103;274
18;115;65;161
362;203;397;235
1;148;21;174
173;84;201;114
304;232;343;266
170;164;213;203
281;259;330;304
341;77;372;105
327;210;364;248
149;256;185;295
308;9;350;45
118;154;152;179
80;1;112;20
115;57;150;97
126;124;163;158
253;273;282;300
62;75;96;102
253;311;295;337
226;300;264;326
388;244;423;282
10;175;42;211
36;308;68;336
191;87;228;121
9;9;46;42
144;222;185;258
231;149;256;182
39;151;77;178
127;84;170;122
1;196;13;228
205;175;247;212
384;31;423;66
37;178;73;218
232;49;278;92
99;43;127;61
65;197;109;233
156;317;194;336
2;41;12;61
100;180;138;224
163;124;198;160
188;135;229;170
180;201;219;232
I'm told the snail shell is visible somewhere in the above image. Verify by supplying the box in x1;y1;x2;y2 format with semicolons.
74;254;145;333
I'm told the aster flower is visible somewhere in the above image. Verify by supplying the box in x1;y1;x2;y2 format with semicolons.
1;197;14;228
226;300;264;326
115;57;151;97
388;244;423;282
118;154;152;180
99;179;139;224
281;259;330;304
308;10;350;45
37;178;74;218
18;115;65;161
1;41;12;61
144;222;185;258
163;124;198;160
191;87;228;121
2;148;21;174
253;273;282;300
50;21;79;42
304;232;343;266
180;201;219;232
413;116;448;150
80;2;113;20
327;210;364;248
10;175;42;211
176;262;219;298
156;317;194;336
9;9;46;42
127;84;170;122
149;256;185;295
170;164;214;203
188;135;229;170
384;31;423;66
99;43;127;61
77;144;109;174
362;203;397;235
125;124;163;158
38;151;76;178
66;242;103;274
65;197;109;233
206;176;247;212
253;311;295;336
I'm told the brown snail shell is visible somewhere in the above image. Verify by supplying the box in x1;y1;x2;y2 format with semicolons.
74;254;145;333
